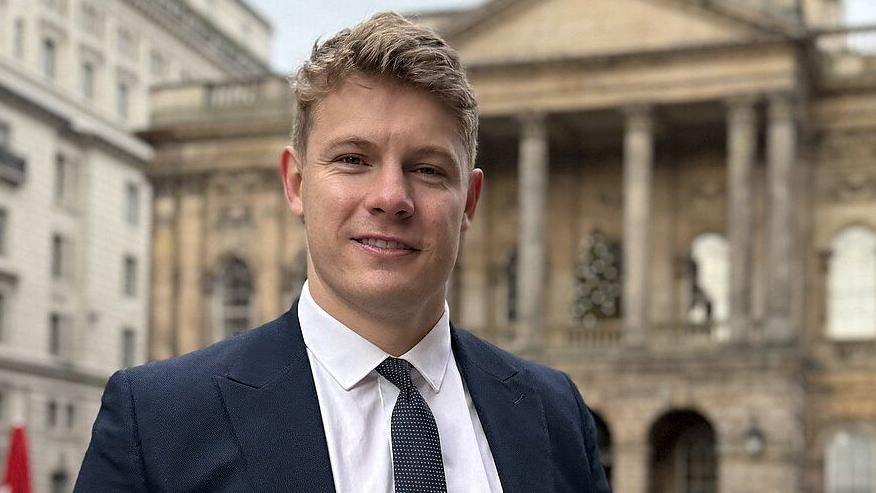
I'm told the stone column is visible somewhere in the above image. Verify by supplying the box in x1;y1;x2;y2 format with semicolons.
176;177;206;355
765;93;797;340
622;105;654;346
459;181;489;333
149;186;178;360
515;112;548;351
726;96;758;342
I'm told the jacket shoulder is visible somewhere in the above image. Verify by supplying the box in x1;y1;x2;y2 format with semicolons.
124;311;290;398
452;326;574;391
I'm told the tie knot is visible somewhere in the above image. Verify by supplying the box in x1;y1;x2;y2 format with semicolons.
376;357;414;390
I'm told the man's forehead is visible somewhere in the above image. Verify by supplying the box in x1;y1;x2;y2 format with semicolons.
306;75;468;166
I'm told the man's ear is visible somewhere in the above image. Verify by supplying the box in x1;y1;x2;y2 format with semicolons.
461;168;483;232
280;146;305;218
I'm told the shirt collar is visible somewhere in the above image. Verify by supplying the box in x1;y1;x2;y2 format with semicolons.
298;281;451;393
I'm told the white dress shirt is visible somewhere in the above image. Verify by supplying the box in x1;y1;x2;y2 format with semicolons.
298;282;503;493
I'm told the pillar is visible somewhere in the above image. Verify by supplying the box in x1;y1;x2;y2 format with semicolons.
515;112;548;351
622;105;654;346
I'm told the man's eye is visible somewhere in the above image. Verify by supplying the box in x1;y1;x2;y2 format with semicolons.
337;155;363;165
415;166;441;176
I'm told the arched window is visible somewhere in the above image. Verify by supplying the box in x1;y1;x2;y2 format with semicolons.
826;429;876;493
827;226;876;340
221;258;252;338
572;230;622;328
649;410;718;493
687;234;729;328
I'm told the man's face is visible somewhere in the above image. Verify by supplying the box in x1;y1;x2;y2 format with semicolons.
281;74;482;316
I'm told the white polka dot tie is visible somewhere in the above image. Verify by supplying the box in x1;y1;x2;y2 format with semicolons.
376;357;447;493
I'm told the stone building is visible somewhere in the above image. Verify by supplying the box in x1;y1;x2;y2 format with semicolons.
143;0;876;492
0;0;270;490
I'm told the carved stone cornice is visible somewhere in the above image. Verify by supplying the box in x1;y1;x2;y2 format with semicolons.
817;168;876;203
817;130;876;164
124;0;269;77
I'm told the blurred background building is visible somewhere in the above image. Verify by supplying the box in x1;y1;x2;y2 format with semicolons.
142;1;876;492
0;0;270;490
3;0;876;492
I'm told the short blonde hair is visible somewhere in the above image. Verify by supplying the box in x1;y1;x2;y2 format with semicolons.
290;11;478;169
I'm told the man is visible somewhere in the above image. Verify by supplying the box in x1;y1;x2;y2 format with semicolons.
75;12;610;493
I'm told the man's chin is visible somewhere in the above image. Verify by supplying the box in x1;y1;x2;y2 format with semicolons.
344;276;443;308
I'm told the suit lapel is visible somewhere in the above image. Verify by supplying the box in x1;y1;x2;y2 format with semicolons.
215;306;335;493
452;327;555;492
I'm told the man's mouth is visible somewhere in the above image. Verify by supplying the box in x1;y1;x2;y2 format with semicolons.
353;237;418;251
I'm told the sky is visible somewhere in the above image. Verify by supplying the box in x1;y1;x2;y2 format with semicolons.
246;0;488;73
246;0;876;73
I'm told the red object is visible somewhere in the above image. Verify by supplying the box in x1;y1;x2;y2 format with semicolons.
2;426;31;493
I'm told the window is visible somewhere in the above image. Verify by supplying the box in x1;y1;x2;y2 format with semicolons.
50;234;70;280
65;402;74;428
54;154;65;202
13;19;25;59
121;327;135;367
687;233;730;328
0;120;9;147
221;259;252;338
0;291;6;342
123;255;137;296
50;470;68;493
54;153;76;206
827;226;876;339
0;208;7;255
42;38;56;79
47;400;58;427
149;51;166;80
48;313;62;355
125;182;139;225
116;81;129;120
826;430;876;493
116;27;137;60
51;234;62;279
81;61;94;100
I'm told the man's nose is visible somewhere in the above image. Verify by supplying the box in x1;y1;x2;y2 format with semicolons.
366;165;414;219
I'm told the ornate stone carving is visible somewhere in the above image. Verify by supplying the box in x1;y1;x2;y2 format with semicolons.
817;130;876;165
818;169;876;203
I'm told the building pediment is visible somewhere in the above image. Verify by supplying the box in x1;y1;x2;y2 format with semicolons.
448;0;775;66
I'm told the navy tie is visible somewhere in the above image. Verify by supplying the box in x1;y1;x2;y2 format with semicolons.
376;357;447;493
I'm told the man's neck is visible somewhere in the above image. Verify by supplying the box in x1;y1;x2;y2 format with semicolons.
306;280;446;357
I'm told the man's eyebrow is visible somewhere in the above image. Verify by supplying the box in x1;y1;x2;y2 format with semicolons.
322;136;376;152
408;145;459;166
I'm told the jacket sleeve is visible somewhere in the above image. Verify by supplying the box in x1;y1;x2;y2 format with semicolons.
74;369;149;492
564;373;612;493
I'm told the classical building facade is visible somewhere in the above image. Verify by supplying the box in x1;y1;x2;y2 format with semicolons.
144;0;876;492
0;0;270;490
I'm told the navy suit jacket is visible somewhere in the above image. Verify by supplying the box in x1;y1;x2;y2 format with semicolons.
75;306;610;492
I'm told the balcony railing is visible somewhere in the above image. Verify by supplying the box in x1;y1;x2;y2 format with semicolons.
150;75;293;126
512;319;738;354
0;146;26;186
